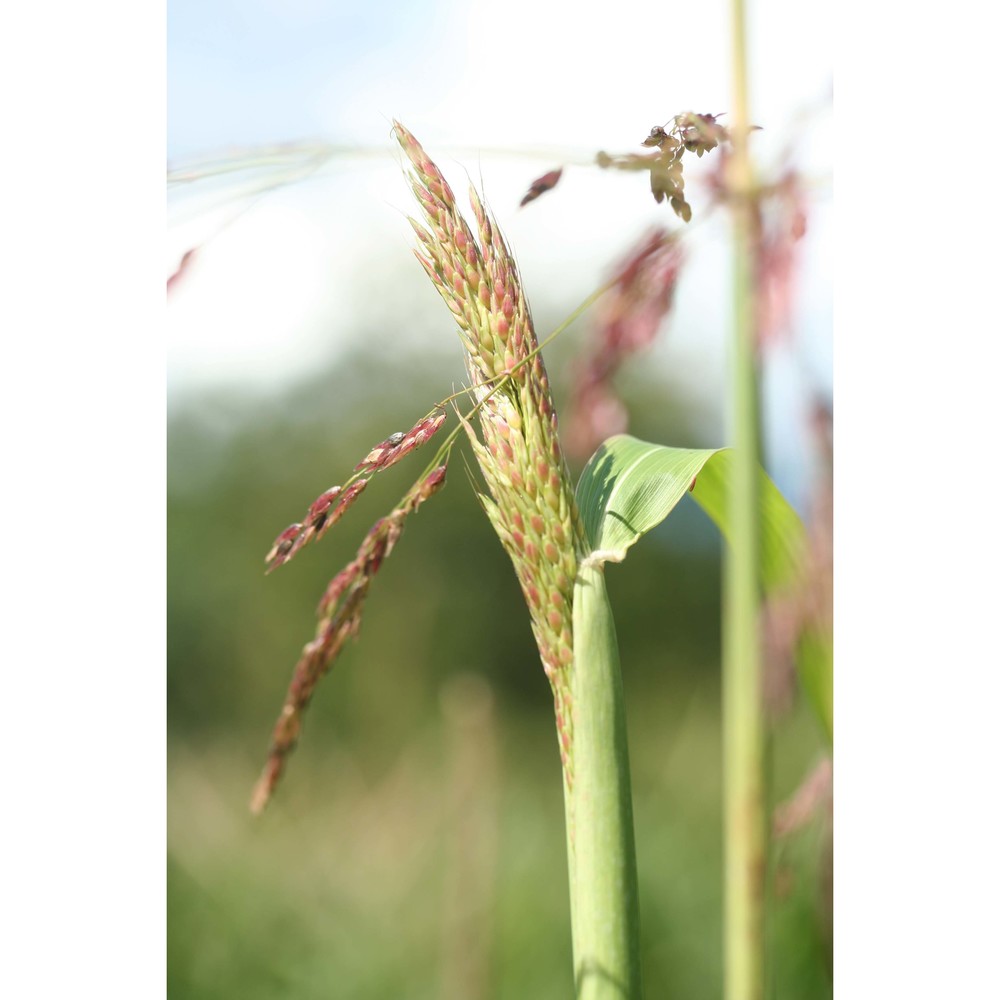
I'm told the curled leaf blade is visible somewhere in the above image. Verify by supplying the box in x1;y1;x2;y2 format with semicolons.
575;434;831;741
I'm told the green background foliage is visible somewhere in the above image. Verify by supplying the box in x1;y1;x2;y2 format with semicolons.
168;355;830;998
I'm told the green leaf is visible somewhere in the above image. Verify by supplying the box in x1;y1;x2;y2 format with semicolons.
575;434;832;741
685;447;805;592
576;436;714;563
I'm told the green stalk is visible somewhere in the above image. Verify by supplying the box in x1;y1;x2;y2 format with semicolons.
569;561;642;1000
393;120;643;999
724;0;766;996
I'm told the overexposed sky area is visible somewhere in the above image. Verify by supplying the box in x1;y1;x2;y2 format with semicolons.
168;0;832;506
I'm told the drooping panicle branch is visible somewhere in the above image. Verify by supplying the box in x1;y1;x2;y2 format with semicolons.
264;409;446;573
251;463;449;814
253;407;449;813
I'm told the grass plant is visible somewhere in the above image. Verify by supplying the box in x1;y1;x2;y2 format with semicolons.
225;0;832;984
243;108;830;997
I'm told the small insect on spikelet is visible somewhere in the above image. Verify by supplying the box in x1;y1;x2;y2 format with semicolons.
264;411;446;574
251;410;448;814
394;121;587;788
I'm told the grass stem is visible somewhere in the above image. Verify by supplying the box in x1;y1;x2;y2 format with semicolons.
724;0;767;997
570;562;642;1000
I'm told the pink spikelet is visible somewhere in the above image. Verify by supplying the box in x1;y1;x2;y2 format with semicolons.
520;168;563;207
263;409;446;572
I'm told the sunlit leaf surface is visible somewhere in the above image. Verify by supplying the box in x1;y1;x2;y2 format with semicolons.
576;434;832;741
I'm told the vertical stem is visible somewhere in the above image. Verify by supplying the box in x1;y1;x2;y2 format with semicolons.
725;0;766;997
569;562;643;1000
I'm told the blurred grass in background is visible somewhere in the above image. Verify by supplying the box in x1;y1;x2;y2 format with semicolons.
168;347;830;998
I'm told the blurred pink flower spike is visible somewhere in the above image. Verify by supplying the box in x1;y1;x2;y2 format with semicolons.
565;228;685;460
757;170;808;348
317;559;364;616
167;247;199;295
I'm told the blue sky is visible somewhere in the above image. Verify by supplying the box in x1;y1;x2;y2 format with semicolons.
169;0;442;159
169;0;832;160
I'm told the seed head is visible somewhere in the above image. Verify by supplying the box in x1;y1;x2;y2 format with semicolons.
395;121;586;785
